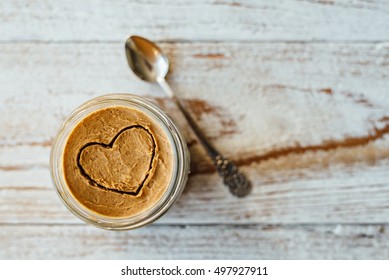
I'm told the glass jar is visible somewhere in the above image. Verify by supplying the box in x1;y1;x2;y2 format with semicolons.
50;94;190;230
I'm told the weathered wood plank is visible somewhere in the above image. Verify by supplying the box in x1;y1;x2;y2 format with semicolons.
0;224;387;259
0;42;388;147
1;42;389;224
0;0;388;42
1;154;389;224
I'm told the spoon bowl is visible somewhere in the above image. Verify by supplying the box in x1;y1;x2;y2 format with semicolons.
125;36;169;83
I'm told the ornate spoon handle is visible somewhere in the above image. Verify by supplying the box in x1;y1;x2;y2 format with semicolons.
158;79;252;197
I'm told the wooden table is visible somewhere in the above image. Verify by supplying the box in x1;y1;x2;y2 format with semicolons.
1;0;389;259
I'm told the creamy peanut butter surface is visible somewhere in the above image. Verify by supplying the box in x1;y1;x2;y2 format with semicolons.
63;106;174;217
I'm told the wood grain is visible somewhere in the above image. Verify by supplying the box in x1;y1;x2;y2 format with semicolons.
0;0;388;42
0;42;388;224
0;224;387;259
1;42;388;147
1;0;389;259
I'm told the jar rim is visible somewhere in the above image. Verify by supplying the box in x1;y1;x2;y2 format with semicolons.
50;94;189;230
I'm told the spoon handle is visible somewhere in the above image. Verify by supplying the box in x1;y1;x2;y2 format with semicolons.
158;79;252;197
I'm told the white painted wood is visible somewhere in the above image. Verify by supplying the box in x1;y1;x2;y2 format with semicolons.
1;42;389;225
1;0;389;260
0;0;388;42
0;224;387;259
1;154;389;224
1;42;388;148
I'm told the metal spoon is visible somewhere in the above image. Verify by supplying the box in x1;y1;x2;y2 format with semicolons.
125;35;251;197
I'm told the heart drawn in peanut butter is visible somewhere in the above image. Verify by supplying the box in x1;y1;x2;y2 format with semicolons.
77;125;156;195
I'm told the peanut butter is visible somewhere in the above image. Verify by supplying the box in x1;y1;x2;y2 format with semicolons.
63;106;174;218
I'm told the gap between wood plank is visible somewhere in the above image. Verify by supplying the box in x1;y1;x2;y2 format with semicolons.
0;39;388;44
0;223;388;227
